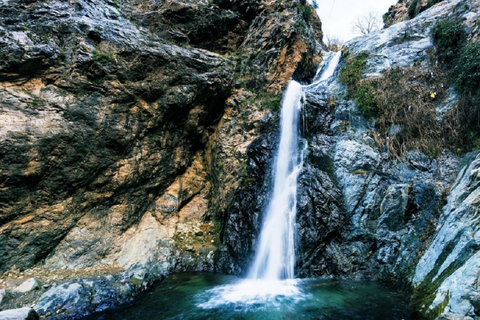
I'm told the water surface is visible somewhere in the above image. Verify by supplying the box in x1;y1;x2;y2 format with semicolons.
90;272;412;320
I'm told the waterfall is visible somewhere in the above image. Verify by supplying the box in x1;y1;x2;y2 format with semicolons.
197;51;341;309
305;51;342;88
247;50;342;281
248;81;304;280
318;51;342;82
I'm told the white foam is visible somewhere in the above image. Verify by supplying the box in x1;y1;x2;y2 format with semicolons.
197;279;307;310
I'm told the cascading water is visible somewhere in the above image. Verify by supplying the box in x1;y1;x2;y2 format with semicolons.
306;51;342;87
247;80;304;281
247;50;341;281
197;51;342;309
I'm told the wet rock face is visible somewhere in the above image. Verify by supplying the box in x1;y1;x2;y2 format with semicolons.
296;163;344;277
215;129;278;275
411;152;480;319
0;0;234;273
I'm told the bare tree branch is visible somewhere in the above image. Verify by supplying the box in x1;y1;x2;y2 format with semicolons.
352;11;383;35
324;33;344;51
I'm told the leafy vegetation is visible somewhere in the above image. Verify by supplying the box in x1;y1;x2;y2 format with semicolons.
356;84;379;118
408;0;418;19
455;43;480;96
426;0;442;7
430;18;480;152
92;49;115;63
431;18;466;67
339;51;380;117
298;3;313;23
339;51;369;91
449;43;480;150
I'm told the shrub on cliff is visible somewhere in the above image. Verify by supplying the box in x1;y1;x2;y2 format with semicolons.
408;0;418;19
340;51;446;157
372;67;445;157
431;18;466;67
339;51;380;118
455;43;480;97
431;18;480;151
339;51;369;91
451;43;480;150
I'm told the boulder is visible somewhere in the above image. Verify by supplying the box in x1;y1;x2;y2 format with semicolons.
0;288;6;304
0;307;39;320
13;278;40;293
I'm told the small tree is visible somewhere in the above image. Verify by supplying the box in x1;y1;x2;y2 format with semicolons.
352;11;383;35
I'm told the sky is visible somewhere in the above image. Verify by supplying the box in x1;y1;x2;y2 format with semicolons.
310;0;397;42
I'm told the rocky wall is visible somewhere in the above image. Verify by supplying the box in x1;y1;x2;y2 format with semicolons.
298;1;480;319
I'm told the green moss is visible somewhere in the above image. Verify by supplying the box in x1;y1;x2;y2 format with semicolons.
92;49;115;64
339;51;369;91
455;43;480;96
430;18;480;153
129;277;143;286
261;93;282;112
410;233;473;319
31;97;45;107
426;0;442;7
298;3;313;23
339;51;377;118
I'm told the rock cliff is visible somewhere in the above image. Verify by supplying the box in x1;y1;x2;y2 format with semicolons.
0;0;321;318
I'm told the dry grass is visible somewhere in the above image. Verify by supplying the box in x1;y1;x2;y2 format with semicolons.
365;66;448;158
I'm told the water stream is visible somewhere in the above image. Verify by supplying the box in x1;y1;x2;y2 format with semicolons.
247;79;304;281
248;50;342;282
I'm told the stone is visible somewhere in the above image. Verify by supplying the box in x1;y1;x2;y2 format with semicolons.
378;184;409;232
13;278;40;293
0;288;6;304
0;307;39;320
334;139;380;214
128;269;150;286
35;283;86;316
